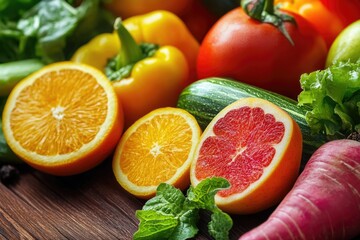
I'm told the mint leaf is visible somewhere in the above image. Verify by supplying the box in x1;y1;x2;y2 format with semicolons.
187;177;232;239
208;211;233;240
187;177;230;211
298;60;360;136
134;183;199;240
134;210;178;239
134;178;232;240
142;183;186;215
168;209;199;240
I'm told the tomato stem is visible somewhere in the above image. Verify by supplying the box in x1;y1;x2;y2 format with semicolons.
241;0;295;45
113;18;143;70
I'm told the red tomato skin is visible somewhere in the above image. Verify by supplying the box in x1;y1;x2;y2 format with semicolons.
197;7;327;99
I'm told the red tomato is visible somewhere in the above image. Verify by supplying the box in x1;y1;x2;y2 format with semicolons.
197;7;327;99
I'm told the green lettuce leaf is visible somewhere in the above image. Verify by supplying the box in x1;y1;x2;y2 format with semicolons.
298;60;360;136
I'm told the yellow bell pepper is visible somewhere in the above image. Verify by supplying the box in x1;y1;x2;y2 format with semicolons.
72;10;199;87
72;14;193;128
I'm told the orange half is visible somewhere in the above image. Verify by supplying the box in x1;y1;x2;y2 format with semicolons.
190;97;302;214
2;62;124;176
112;107;201;199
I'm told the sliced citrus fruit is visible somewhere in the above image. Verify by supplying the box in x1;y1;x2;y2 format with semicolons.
112;107;201;199
190;97;302;214
2;62;124;176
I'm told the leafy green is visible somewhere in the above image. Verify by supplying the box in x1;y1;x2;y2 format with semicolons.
298;60;360;136
133;177;232;240
0;0;40;20
0;0;113;63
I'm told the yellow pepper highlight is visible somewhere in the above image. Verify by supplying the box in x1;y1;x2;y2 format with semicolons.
114;46;188;128
72;10;199;87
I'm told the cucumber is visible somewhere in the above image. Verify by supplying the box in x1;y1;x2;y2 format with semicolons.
177;78;340;160
0;59;45;97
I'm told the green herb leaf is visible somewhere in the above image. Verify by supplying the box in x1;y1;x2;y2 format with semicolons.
134;183;198;240
169;209;199;240
187;177;232;239
134;210;179;239
134;178;232;240
142;183;186;215
208;211;233;240
298;60;360;136
186;177;230;211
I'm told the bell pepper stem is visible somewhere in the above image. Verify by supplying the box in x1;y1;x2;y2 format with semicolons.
114;18;143;70
241;0;295;45
264;0;274;14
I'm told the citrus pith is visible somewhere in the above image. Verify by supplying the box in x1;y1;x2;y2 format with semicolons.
190;97;302;214
2;62;124;176
112;107;201;199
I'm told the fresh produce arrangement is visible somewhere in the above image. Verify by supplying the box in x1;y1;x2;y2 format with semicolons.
197;0;328;99
176;77;344;162
71;11;199;127
1;0;360;239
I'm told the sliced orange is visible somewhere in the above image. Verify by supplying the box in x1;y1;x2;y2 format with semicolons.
2;62;124;176
112;107;201;199
190;97;302;214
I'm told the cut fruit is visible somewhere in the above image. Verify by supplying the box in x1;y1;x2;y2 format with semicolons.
112;107;201;199
2;62;124;176
190;97;302;214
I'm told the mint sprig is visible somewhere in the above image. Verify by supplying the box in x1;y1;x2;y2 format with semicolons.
133;177;232;240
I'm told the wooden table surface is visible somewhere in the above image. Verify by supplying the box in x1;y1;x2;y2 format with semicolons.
0;158;274;240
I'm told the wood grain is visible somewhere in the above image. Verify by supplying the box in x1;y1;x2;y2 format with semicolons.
0;158;273;240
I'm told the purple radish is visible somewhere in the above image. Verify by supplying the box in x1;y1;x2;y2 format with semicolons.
239;139;360;240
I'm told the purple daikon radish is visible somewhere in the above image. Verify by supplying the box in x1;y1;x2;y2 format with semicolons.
239;139;360;240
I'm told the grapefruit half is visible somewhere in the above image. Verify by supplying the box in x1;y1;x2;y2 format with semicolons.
190;97;302;214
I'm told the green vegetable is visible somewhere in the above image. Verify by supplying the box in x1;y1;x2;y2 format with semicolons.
298;60;360;137
176;77;341;161
0;0;113;63
0;0;40;20
0;59;44;96
0;97;21;164
134;177;232;240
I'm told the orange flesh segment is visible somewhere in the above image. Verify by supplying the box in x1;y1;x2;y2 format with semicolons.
9;69;108;156
120;114;193;186
195;106;285;197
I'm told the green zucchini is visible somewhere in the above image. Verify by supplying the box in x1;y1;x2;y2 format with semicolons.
177;77;342;160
